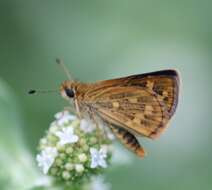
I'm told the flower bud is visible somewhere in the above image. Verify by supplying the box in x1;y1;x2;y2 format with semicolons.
62;171;71;180
78;153;87;162
75;164;84;173
65;163;74;171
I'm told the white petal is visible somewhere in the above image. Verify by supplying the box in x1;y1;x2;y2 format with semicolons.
90;148;98;155
90;148;99;168
36;147;58;174
55;127;79;145
91;159;98;168
55;112;63;119
57;117;69;126
65;127;74;134
98;159;107;168
44;147;58;157
69;135;79;143
100;147;107;158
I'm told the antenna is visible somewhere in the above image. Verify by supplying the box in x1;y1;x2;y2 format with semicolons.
28;89;58;95
56;58;73;80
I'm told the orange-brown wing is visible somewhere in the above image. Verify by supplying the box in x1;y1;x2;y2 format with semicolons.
86;86;168;139
83;70;180;139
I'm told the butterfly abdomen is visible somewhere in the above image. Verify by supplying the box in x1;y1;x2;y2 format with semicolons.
110;125;145;158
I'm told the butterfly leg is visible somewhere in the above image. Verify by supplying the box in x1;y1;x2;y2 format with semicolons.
109;124;146;158
88;108;108;138
74;98;82;119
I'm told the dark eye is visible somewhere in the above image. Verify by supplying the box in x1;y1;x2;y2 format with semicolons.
65;88;75;98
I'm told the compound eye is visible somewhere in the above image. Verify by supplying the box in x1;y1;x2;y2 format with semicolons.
65;88;75;98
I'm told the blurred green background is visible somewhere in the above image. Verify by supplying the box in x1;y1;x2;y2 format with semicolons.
0;0;212;189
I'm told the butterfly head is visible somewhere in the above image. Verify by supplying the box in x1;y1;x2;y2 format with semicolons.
60;80;76;100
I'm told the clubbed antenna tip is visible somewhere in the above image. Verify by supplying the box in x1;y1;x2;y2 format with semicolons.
56;58;61;64
28;89;36;94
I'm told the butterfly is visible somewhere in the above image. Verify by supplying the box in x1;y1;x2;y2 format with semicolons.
29;60;180;158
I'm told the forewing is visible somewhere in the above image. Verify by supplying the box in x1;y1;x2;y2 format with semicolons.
88;87;168;138
86;70;179;117
83;70;179;139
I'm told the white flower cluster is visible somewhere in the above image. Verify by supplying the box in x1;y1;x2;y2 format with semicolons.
36;111;113;183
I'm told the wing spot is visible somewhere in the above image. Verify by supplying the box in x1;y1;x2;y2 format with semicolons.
129;98;138;103
147;81;154;90
163;91;168;97
133;117;141;125
112;102;120;108
144;105;153;115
